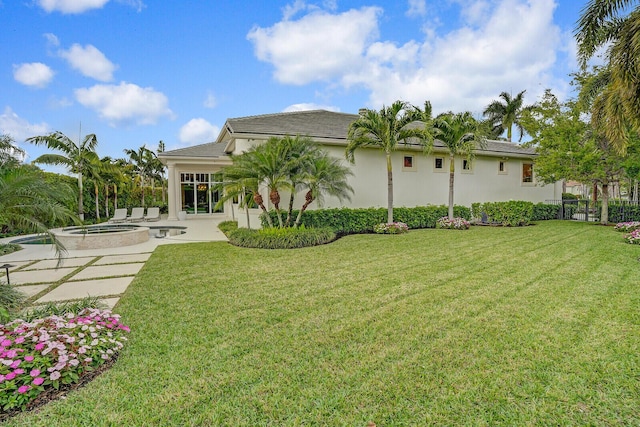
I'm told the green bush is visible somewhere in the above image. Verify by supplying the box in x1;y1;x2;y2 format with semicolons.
562;192;579;200
263;205;471;234
217;220;238;235
473;201;534;226
228;226;336;249
532;203;560;220
0;284;26;323
603;203;640;223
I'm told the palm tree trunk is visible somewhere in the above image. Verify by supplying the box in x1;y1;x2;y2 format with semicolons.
294;193;314;227
94;183;100;221
285;193;295;227
78;171;84;221
601;182;609;225
245;204;251;229
386;152;393;223
105;184;110;218
114;184;118;210
254;192;272;227
448;154;455;219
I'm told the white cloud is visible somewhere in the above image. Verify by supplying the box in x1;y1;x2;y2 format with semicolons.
43;33;60;47
58;44;117;81
179;118;220;145
247;6;381;85
203;92;217;109
406;0;426;18
282;103;340;112
0;107;49;143
74;82;174;126
13;63;54;88
249;0;563;114
37;0;110;14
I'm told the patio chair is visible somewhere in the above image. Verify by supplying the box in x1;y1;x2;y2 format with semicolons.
108;208;128;223
128;207;145;222
144;207;161;222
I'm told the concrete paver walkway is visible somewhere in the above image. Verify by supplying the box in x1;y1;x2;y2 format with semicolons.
0;216;229;311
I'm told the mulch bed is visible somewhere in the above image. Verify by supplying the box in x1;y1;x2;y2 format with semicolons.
0;356;117;422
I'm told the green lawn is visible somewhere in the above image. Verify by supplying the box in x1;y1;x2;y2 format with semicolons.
6;221;639;426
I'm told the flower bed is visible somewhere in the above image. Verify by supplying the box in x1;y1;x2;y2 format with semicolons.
614;221;640;232
0;308;129;415
436;217;471;230
623;229;640;244
373;222;409;234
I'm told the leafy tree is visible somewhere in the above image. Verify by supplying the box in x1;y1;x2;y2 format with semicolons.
345;100;434;223
124;145;156;207
482;90;532;142
575;0;640;152
0;134;25;167
27;131;99;221
432;112;487;219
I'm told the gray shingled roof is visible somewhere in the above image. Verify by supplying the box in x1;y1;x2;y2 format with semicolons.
161;110;536;159
224;110;359;140
159;142;227;158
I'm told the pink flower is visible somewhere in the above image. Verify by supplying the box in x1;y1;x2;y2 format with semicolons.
30;369;40;377
17;385;30;394
10;360;21;369
14;336;25;344
24;355;34;362
0;339;11;347
34;342;45;351
32;377;44;386
13;368;24;375
5;372;16;380
50;371;61;381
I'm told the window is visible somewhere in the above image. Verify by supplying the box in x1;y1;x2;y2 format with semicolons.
498;160;507;174
434;157;444;171
402;155;416;171
462;159;473;173
522;162;534;184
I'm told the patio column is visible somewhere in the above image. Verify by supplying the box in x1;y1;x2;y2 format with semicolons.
167;163;178;220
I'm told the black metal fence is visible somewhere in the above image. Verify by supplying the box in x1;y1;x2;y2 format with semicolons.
546;199;640;222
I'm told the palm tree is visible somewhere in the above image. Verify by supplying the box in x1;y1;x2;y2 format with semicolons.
26;131;99;221
575;0;640;152
0;163;79;260
124;145;155;207
294;152;353;227
345;100;434;223
432;112;487;219
483;90;532;142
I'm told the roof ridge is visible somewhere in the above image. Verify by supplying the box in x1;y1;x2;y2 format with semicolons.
227;109;357;121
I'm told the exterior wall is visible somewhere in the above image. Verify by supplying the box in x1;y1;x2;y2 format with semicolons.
164;160;225;221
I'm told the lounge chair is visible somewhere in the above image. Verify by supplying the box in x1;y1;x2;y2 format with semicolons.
108;208;128;223
128;207;145;222
144;207;161;222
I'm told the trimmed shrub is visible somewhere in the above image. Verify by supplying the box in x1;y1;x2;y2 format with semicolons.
228;226;336;249
262;205;471;234
217;220;238;235
473;201;534;226
0;244;21;257
532;203;560;221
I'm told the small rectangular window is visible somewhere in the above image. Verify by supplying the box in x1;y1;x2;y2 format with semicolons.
462;159;473;173
499;161;505;172
402;155;416;171
522;163;534;183
498;160;508;175
434;157;443;169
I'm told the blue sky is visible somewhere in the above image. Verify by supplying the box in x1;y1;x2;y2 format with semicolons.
1;0;586;168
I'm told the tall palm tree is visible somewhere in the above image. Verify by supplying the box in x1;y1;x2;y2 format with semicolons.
294;152;353;227
345;100;434;223
27;131;99;221
575;0;640;152
432;112;487;219
124;145;154;207
483;90;532;142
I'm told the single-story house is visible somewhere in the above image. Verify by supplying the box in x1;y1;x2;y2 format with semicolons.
158;110;562;224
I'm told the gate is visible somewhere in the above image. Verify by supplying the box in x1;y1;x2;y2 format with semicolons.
548;199;591;221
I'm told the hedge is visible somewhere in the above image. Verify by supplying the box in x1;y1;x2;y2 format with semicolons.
262;205;471;234
471;201;534;226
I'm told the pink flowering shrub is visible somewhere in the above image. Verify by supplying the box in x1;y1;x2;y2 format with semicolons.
0;308;129;411
623;229;640;244
373;222;409;234
614;221;640;232
436;217;471;230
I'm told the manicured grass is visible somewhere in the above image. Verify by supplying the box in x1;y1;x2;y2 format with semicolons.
6;221;639;425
